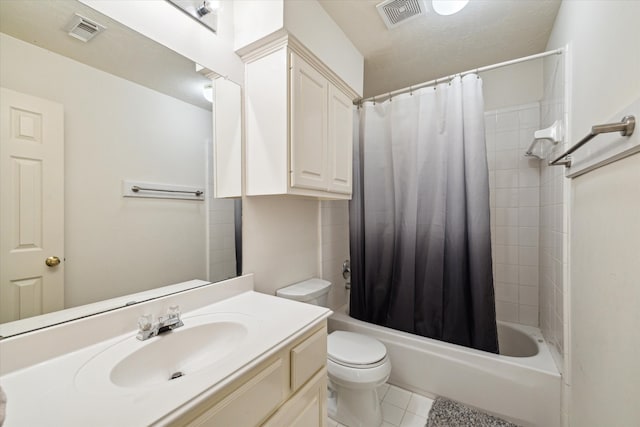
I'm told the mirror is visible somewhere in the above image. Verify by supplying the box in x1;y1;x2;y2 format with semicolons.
0;0;241;337
167;0;219;34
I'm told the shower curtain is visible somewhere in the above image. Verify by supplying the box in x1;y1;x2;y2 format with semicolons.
349;74;498;353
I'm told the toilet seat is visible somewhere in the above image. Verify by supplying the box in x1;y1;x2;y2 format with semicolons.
328;331;388;368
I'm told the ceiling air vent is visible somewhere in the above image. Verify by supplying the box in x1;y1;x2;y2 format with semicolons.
65;13;106;42
376;0;428;29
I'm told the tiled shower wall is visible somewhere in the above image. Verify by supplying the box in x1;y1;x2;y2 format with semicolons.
539;53;567;369
485;104;541;326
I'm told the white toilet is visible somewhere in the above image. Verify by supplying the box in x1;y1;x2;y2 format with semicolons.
277;279;391;427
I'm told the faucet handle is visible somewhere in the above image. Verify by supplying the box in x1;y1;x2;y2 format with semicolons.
168;305;181;316
138;314;153;331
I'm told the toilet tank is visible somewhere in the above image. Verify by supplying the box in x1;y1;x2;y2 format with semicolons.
276;278;332;307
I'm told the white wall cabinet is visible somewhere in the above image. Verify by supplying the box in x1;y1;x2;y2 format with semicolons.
245;39;356;199
290;53;329;191
172;323;328;427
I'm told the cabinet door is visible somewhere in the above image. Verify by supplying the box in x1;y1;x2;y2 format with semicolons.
187;359;285;427
263;368;327;427
327;85;353;194
290;52;328;191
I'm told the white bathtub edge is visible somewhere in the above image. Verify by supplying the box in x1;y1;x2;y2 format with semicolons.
328;306;561;427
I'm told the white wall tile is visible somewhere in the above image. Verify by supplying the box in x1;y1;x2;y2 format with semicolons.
495;283;519;303
539;51;567;367
518;187;540;207
495;263;519;284
496;301;519;322
495;226;519;246
518;227;539;247
495;188;519;207
487;103;542;328
495;169;519;188
485;113;497;133
519;246;539;266
494;244;519;264
495;130;519;151
518;304;538;326
519;207;539;227
495;111;519;131
519;107;540;127
518;168;540;187
495;150;519;170
519;285;539;306
494;208;518;227
519;265;539;286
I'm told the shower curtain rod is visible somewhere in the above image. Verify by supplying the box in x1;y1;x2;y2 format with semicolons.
357;48;563;105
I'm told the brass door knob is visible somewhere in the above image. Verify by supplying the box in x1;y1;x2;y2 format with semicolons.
45;256;61;267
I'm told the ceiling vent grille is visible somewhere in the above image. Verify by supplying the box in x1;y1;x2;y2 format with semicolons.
376;0;427;29
65;13;106;42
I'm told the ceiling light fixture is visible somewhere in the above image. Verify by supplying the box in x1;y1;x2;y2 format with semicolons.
432;0;469;16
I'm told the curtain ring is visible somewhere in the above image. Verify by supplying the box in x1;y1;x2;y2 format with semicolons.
373;96;376;105
433;78;438;90
388;91;392;102
409;86;413;96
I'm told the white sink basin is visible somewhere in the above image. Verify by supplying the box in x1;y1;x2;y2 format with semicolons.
75;313;253;393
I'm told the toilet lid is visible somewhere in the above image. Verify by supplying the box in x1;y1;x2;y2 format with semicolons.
327;331;387;366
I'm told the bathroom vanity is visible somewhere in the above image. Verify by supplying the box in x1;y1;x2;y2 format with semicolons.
0;275;331;426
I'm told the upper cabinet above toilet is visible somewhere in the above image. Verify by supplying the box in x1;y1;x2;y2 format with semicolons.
232;0;363;200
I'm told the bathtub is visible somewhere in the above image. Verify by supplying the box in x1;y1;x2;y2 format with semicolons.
329;306;561;427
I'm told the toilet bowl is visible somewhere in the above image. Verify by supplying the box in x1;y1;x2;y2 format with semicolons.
327;331;391;427
276;279;392;427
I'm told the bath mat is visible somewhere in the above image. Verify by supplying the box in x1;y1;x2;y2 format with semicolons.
426;397;520;427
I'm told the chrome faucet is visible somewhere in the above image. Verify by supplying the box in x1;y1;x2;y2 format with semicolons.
137;305;184;341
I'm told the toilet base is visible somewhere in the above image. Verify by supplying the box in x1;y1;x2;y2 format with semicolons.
328;379;383;427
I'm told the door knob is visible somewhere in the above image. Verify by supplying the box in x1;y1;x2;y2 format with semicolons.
45;256;61;267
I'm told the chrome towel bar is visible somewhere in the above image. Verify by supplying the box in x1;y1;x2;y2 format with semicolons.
131;185;203;197
549;115;635;167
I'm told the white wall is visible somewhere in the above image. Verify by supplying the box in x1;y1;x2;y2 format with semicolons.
545;1;640;425
284;0;364;96
233;0;284;51
242;196;320;296
232;0;364;96
0;34;211;307
482;59;543;111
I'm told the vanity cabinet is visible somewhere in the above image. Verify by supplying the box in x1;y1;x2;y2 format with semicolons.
244;39;356;199
175;323;328;427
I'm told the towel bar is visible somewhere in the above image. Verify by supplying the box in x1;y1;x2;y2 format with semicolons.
549;115;635;168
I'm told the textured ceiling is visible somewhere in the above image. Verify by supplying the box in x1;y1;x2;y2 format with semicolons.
0;0;212;110
318;0;562;98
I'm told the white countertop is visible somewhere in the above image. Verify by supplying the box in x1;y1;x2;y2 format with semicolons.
0;290;331;426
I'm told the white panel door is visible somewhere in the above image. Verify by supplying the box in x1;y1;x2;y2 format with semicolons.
290;52;328;191
1;88;64;323
327;85;353;195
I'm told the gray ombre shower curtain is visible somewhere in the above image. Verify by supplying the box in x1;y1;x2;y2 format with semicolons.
349;74;499;353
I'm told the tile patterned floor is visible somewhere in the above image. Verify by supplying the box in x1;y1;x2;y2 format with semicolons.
327;383;435;427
